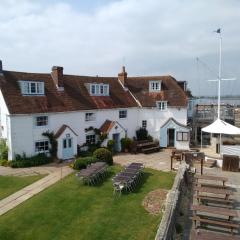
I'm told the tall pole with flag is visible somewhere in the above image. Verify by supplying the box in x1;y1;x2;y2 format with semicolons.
216;28;222;119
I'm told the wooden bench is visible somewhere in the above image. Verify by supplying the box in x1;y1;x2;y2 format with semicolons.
196;195;234;208
195;174;228;186
195;186;233;200
191;216;239;234
191;230;240;240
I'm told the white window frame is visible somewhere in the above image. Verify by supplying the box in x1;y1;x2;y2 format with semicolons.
156;101;167;110
19;81;45;95
90;83;109;96
85;112;96;122
149;80;161;92
35;116;48;127
176;132;189;141
142;120;147;129
86;134;96;145
35;140;49;153
119;110;127;119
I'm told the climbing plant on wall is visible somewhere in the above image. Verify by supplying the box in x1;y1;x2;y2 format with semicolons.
42;131;58;159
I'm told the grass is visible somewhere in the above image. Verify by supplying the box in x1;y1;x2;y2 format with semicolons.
0;166;175;240
0;175;45;200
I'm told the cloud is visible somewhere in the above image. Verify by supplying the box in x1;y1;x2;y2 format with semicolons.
0;0;240;96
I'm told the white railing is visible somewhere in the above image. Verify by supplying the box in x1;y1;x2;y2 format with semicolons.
221;145;240;156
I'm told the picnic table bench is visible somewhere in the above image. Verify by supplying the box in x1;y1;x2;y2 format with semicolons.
191;205;238;220
191;215;239;234
195;174;228;187
191;230;240;240
196;195;234;207
195;186;233;200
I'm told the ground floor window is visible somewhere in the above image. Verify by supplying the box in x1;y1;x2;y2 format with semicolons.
86;134;96;145
35;140;49;153
142;120;147;129
176;132;189;141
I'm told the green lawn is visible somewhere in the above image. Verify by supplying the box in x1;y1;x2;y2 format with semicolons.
0;166;175;240
0;175;45;200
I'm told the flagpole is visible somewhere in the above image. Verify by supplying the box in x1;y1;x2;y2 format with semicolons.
217;31;222;119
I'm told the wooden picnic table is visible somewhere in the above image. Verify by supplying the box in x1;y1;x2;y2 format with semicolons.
195;174;228;186
191;204;238;220
195;186;233;200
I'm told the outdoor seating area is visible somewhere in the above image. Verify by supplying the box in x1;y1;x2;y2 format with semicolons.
191;173;240;238
112;162;144;195
76;162;108;185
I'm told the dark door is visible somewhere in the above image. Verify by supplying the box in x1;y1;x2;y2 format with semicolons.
168;128;175;147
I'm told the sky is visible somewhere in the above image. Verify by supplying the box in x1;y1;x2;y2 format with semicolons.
0;0;240;96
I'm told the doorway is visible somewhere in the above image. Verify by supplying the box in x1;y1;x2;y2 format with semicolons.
62;137;74;159
167;128;175;147
112;133;121;152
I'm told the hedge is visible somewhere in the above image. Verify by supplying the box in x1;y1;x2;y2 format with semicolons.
93;148;113;165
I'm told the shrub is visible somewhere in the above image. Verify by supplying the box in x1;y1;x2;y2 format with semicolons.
0;139;8;160
73;156;97;170
93;148;113;165
0;159;9;166
121;137;133;152
10;153;52;168
107;140;115;153
136;128;148;141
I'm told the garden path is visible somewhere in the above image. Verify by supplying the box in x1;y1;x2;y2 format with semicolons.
0;166;73;216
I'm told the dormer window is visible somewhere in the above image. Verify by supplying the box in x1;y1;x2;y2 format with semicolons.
156;101;167;110
19;81;44;95
149;81;161;92
90;83;109;96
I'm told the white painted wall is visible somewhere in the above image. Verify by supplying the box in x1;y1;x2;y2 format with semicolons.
8;108;138;160
138;107;187;141
7;106;188;160
0;90;9;139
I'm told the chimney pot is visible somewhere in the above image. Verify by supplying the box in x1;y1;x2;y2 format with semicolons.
51;66;64;90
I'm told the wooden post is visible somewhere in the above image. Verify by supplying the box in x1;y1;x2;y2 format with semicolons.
200;158;203;175
171;156;173;170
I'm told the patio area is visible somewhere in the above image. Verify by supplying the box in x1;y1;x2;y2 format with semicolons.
113;149;181;172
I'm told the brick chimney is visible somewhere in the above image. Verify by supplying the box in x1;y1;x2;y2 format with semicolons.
118;66;127;86
51;66;64;90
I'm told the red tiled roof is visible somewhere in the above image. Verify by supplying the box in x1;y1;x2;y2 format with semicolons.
54;124;78;139
0;71;138;114
125;76;188;107
100;120;116;134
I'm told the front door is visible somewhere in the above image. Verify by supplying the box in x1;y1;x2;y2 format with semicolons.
62;137;74;159
112;133;120;152
167;128;175;147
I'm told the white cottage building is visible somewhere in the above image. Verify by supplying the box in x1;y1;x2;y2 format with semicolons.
0;61;189;160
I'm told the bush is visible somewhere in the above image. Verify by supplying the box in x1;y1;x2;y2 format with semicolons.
0;159;9;166
0;139;8;160
10;153;52;168
120;137;133;152
107;140;115;153
93;148;113;165
73;156;97;170
136;128;148;141
77;150;92;158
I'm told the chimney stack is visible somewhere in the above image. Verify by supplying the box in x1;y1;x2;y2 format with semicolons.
118;66;127;86
51;66;64;90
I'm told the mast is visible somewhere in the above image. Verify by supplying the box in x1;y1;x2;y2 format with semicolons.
217;31;222;119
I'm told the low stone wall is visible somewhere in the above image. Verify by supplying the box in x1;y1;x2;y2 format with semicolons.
155;163;188;240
